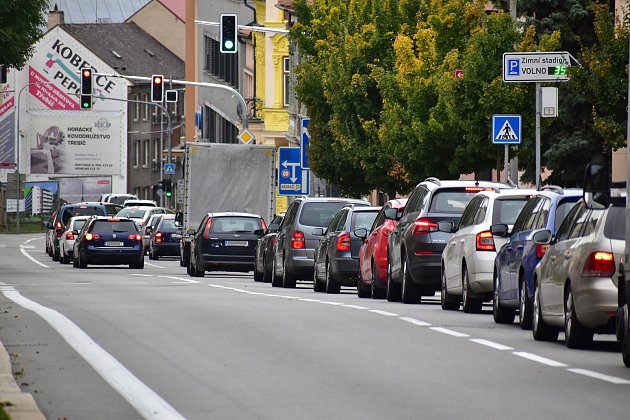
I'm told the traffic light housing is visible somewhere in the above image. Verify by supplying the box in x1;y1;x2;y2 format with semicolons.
151;74;164;102
80;67;93;109
164;179;172;198
0;65;7;84
220;14;238;54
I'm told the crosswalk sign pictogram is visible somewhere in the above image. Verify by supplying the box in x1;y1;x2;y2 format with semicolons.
492;114;521;144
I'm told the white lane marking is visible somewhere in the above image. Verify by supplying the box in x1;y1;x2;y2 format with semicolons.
299;298;321;302
24;237;44;244
470;338;513;351
130;274;153;277
160;276;200;284
0;283;185;420
430;327;470;338
144;262;164;268
318;301;344;306
369;309;399;317
399;317;431;327
342;305;369;310
512;352;568;367
567;368;630;385
276;295;296;299
20;248;49;268
20;245;35;249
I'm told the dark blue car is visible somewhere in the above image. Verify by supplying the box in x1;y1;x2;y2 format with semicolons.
491;186;582;329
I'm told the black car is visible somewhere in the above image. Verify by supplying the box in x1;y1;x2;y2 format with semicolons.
188;212;266;277
148;215;182;260
387;178;509;303
253;213;284;283
47;202;121;261
72;216;144;269
313;205;380;293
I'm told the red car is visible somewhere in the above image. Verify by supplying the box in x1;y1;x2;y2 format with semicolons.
357;198;407;298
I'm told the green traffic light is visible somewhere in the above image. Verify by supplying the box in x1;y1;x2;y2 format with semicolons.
224;40;234;50
165;191;172;198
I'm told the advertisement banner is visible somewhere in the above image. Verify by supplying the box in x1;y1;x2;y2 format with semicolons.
0;68;16;165
30;113;122;175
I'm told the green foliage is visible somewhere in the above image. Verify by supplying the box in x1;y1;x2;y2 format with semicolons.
0;0;48;69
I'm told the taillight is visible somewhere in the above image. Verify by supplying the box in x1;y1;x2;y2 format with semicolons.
85;233;100;241
56;221;62;229
290;231;305;249
155;232;162;243
582;251;615;277
536;243;549;258
261;218;267;231
413;218;437;235
65;232;74;240
203;218;213;239
476;231;495;251
336;232;351;251
128;234;142;241
56;221;63;237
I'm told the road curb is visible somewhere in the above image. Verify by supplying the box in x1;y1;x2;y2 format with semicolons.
0;340;45;420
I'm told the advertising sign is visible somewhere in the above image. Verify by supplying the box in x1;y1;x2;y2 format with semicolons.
0;68;16;165
30;113;122;175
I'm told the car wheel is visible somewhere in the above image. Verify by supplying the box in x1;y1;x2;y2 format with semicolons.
282;256;297;288
72;251;80;268
152;248;159;261
313;264;325;292
130;256;145;269
325;260;340;294
78;249;88;269
622;303;630;367
371;261;385;299
519;275;533;330
253;258;264;282
52;246;60;262
61;252;70;265
441;268;459;311
532;282;559;342
493;271;515;324
462;265;482;314
401;255;421;304
386;261;401;302
564;284;593;349
262;256;272;284
271;258;283;288
357;270;371;298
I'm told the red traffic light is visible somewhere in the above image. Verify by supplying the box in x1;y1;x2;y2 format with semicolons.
153;76;162;85
82;69;92;78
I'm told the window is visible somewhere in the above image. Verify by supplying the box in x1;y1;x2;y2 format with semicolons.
153;139;159;163
371;207;387;232
402;187;423;217
492;198;529;225
133;94;140;121
567;204;590;239
204;35;238;88
473;197;489;224
328;210;347;232
283;57;290;107
555;198;580;231
142;140;149;167
556;202;583;242
458;196;483;229
133;141;140;168
512;197;543;234
581;208;604;237
142;93;149;121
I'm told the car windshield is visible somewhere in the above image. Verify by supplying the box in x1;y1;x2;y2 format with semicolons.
116;208;147;219
62;207;103;224
352;211;379;231
429;191;479;214
210;217;262;233
492;198;529;225
604;206;625;240
91;220;138;234
299;202;354;227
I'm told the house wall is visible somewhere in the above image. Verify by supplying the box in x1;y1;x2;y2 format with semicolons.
128;0;186;61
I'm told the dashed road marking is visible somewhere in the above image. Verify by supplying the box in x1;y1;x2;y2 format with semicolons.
470;338;513;351
145;262;164;268
368;309;398;317
430;327;470;338
342;305;369;310
567;368;630;385
399;317;431;327
513;352;567;367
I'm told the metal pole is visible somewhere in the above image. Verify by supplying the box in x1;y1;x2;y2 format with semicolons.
509;0;517;19
504;144;509;182
160;108;164;207
535;82;541;189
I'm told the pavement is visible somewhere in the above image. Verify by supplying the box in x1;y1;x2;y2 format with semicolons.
0;335;45;419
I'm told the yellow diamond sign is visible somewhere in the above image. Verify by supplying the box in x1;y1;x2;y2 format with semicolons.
238;129;255;144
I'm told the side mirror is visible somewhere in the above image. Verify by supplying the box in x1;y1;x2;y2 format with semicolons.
532;229;553;245
354;228;368;240
583;163;610;209
490;223;509;237
253;229;265;236
437;221;455;233
45;221;53;229
175;212;183;225
312;227;325;236
383;207;400;221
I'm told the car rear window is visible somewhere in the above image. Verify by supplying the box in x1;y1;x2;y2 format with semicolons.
159;219;178;230
62;206;105;224
555;198;580;228
108;195;136;205
72;220;87;231
91;220;138;235
604;206;625;240
429;190;480;214
210;217;262;233
352;211;379;231
299;202;353;227
117;208;147;219
492;198;529;225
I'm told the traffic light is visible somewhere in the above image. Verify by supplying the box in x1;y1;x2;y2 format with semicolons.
151;74;164;102
164;179;172;198
157;179;165;191
220;14;238;54
0;65;7;84
80;67;93;109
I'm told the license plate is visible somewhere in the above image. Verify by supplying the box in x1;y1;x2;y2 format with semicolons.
105;241;124;247
172;233;182;239
225;240;248;247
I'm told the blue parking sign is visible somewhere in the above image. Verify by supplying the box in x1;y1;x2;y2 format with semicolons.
508;59;520;76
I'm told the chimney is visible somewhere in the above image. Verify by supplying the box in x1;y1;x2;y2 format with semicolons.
48;4;65;30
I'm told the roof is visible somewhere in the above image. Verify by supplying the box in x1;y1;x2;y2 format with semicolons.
158;0;185;22
47;0;150;23
61;23;184;80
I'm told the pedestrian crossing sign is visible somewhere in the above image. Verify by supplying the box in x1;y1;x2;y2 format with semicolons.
492;114;521;144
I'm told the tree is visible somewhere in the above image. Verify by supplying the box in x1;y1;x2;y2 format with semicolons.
0;0;48;69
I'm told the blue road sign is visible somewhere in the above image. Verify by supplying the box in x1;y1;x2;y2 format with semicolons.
278;147;310;196
163;163;176;175
300;116;310;169
492;114;521;144
507;59;519;76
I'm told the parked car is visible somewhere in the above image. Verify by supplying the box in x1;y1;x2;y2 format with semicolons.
531;198;623;348
357;198;408;299
440;188;534;313
387;178;511;303
45;211;56;257
116;206;173;230
253;214;285;283
58;216;91;264
47;202;118;262
142;213;165;251
148;215;182;260
188;212;266;276
492;186;582;328
72;216;144;269
313;205;380;293
271;197;371;288
100;193;138;206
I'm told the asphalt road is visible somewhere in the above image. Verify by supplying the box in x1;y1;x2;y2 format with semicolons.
0;233;629;419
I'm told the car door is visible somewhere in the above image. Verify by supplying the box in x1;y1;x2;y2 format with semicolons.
389;187;423;282
275;201;299;275
360;206;386;279
322;209;348;272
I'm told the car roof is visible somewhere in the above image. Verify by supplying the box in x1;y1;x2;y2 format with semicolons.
535;186;583;200
61;201;107;208
208;212;262;218
296;197;370;204
476;189;537;199
386;198;408;208
350;206;381;212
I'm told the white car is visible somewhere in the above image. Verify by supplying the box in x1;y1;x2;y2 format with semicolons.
59;216;92;264
440;188;535;313
116;206;173;230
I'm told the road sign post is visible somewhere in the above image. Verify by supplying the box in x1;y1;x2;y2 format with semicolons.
300;116;310;169
278;147;309;196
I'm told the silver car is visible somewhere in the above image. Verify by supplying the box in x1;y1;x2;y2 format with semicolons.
532;200;624;348
59;216;92;264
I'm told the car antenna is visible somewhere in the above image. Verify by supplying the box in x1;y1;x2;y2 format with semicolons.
475;180;479;187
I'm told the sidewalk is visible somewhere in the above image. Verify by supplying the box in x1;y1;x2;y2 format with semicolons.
0;339;45;420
